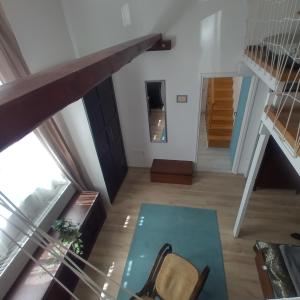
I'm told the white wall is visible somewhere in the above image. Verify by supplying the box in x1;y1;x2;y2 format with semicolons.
1;0;74;73
114;0;248;166
55;101;110;206
61;0;195;56
238;79;269;175
2;0;110;204
2;0;250;180
59;0;249;169
61;0;137;57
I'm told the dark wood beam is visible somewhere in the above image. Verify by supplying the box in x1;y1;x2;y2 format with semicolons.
0;34;162;151
148;39;172;51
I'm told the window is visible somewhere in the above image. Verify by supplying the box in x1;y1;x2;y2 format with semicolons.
0;132;75;297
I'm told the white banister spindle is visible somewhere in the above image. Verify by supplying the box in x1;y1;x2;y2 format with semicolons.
244;0;300;158
0;192;142;300
234;126;270;238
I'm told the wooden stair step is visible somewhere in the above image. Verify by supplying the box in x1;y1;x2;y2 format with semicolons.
214;97;233;102
208;135;231;141
210;120;233;127
207;134;231;148
211;109;233;116
214;80;233;86
215;86;233;94
212;115;233;121
212;105;233;110
209;123;232;130
208;139;231;148
214;77;233;83
214;84;233;90
214;85;232;91
214;90;233;98
213;102;233;109
208;128;232;136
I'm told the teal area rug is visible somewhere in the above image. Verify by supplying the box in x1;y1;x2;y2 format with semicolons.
117;204;228;300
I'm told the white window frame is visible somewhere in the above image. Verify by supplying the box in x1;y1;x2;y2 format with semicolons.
0;183;76;298
0;139;76;298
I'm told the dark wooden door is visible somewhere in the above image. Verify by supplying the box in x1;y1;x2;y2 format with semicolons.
97;79;116;124
254;136;300;192
84;77;128;202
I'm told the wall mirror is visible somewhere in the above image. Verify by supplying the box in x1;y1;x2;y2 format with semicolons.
145;80;168;143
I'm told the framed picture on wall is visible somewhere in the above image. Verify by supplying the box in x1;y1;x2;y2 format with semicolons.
177;95;188;103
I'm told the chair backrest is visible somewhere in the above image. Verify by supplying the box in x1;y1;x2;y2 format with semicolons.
155;253;210;300
131;244;210;300
131;243;172;299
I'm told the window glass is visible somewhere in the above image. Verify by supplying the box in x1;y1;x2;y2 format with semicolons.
0;132;69;274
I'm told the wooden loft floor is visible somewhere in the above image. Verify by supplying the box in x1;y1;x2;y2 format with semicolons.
75;168;300;300
245;47;300;82
266;105;300;156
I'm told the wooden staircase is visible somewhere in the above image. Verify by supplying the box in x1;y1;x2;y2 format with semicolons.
206;78;234;148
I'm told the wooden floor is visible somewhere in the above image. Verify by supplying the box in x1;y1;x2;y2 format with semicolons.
245;48;300;82
76;168;300;300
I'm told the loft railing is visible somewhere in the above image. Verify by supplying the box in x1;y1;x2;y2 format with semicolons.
0;192;141;300
245;0;300;157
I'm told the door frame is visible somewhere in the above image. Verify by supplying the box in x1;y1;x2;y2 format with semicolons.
195;72;239;166
195;73;258;173
231;76;259;174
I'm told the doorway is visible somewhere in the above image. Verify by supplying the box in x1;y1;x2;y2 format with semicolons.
197;76;250;173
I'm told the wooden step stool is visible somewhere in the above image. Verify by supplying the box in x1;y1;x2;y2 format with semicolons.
150;159;193;185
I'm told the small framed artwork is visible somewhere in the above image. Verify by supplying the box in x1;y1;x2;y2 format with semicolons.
177;95;188;103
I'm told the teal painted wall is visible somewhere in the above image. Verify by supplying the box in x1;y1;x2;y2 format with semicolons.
230;77;252;164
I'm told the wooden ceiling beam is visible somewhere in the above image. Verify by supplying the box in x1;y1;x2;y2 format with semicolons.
147;39;172;51
0;34;162;151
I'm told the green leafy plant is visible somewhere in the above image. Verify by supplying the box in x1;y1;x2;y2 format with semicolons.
52;219;84;255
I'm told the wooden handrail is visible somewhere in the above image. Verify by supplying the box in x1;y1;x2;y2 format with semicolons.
209;79;215;129
206;78;214;130
0;34;163;151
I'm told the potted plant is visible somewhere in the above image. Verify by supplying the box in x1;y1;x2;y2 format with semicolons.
52;219;84;255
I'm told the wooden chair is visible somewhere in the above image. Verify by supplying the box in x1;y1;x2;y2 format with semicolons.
130;243;210;300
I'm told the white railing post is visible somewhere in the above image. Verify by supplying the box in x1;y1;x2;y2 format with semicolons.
233;125;270;238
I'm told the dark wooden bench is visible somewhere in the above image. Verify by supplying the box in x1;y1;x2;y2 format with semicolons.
150;159;193;185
